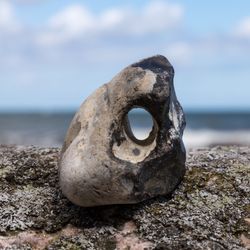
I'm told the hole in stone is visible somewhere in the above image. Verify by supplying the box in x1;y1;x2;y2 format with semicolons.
127;108;154;141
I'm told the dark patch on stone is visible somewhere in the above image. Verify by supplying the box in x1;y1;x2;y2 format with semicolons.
104;83;111;106
132;55;174;75
132;148;140;156
111;127;126;147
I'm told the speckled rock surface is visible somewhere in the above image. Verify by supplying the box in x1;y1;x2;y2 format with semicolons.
59;55;186;207
0;145;249;250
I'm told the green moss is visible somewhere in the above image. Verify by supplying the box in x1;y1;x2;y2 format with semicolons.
245;204;250;213
0;168;9;177
96;238;116;250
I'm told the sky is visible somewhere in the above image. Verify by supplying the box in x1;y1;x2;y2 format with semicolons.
0;0;250;111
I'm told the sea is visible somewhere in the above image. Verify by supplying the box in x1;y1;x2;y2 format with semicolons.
0;111;249;150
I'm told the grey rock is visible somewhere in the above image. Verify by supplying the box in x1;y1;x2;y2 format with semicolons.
0;145;249;250
59;55;186;207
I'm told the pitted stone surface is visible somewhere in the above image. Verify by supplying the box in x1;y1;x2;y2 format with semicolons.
59;55;186;207
0;145;249;249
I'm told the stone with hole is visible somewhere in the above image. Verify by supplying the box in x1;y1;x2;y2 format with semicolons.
59;55;186;207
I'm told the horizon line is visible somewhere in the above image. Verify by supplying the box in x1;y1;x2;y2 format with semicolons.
0;107;249;114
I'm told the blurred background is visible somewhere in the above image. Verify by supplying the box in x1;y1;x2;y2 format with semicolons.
0;0;249;149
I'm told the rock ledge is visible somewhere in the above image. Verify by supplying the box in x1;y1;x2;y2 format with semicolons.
0;145;249;249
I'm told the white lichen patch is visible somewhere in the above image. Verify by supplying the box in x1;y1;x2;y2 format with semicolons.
112;132;156;164
136;70;156;94
115;221;153;250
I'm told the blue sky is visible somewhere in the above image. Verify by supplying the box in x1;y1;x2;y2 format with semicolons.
0;0;250;111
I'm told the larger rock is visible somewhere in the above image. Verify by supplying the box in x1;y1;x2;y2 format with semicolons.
59;55;186;207
0;146;249;249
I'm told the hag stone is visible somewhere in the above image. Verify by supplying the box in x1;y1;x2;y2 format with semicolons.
59;55;186;207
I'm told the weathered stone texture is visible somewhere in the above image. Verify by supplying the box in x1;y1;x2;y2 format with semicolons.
59;55;186;207
0;145;249;249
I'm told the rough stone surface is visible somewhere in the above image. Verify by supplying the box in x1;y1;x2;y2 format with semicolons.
59;55;186;207
0;145;249;249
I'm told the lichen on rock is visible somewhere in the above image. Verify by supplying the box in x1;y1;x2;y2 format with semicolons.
0;145;249;249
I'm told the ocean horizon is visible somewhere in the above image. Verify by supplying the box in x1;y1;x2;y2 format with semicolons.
0;110;249;150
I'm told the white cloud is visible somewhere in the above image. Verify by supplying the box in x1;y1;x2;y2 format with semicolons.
1;1;249;76
1;1;250;110
141;1;183;33
234;17;250;39
166;42;192;66
0;1;21;33
37;1;183;46
38;5;94;45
